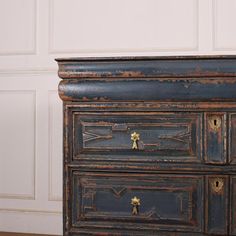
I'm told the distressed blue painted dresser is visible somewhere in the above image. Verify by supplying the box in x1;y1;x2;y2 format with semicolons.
56;56;236;235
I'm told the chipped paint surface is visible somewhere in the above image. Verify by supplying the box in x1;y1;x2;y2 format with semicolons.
56;56;236;235
56;55;236;79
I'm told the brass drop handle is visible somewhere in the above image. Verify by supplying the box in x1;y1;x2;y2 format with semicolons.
131;132;140;150
131;196;140;215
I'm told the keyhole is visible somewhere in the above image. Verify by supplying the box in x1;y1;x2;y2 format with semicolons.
214;119;217;127
212;178;223;193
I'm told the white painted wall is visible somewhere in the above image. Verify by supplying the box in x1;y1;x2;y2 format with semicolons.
0;0;236;235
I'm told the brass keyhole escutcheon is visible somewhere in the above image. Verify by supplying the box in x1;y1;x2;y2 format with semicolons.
211;178;224;194
131;196;140;215
131;132;140;150
209;116;221;132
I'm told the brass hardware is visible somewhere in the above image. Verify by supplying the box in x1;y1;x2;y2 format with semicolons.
211;178;224;194
131;196;140;215
131;132;140;149
209;116;221;132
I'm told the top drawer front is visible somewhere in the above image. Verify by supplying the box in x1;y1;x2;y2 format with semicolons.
73;112;202;163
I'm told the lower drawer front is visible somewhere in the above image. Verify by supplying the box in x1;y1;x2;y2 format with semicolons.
72;173;204;232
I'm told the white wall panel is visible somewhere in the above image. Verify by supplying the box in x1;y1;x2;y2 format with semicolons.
0;91;35;199
0;209;62;235
0;0;36;55
213;0;236;50
49;0;199;53
48;91;63;201
0;74;62;235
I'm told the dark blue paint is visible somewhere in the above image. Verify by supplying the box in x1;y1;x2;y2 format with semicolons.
60;80;236;101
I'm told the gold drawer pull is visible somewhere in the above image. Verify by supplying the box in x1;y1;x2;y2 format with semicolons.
131;196;140;215
131;132;140;150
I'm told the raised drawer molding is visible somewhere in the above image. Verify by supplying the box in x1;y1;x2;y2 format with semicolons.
56;56;236;235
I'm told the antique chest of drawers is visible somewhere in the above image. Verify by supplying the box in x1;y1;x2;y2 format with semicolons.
56;56;236;236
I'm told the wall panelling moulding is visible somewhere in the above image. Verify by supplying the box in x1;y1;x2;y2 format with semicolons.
48;91;63;201
213;0;236;50
0;0;37;55
49;0;199;54
0;90;36;200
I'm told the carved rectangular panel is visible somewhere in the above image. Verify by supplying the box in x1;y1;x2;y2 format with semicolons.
206;176;229;235
72;172;203;233
204;113;226;164
73;112;202;163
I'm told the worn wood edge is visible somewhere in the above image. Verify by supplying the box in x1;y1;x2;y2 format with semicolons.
0;233;59;236
56;56;236;79
63;101;236;111
55;55;236;62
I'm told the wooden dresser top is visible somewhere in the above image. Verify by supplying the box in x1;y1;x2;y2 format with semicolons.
56;55;236;103
56;55;236;79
